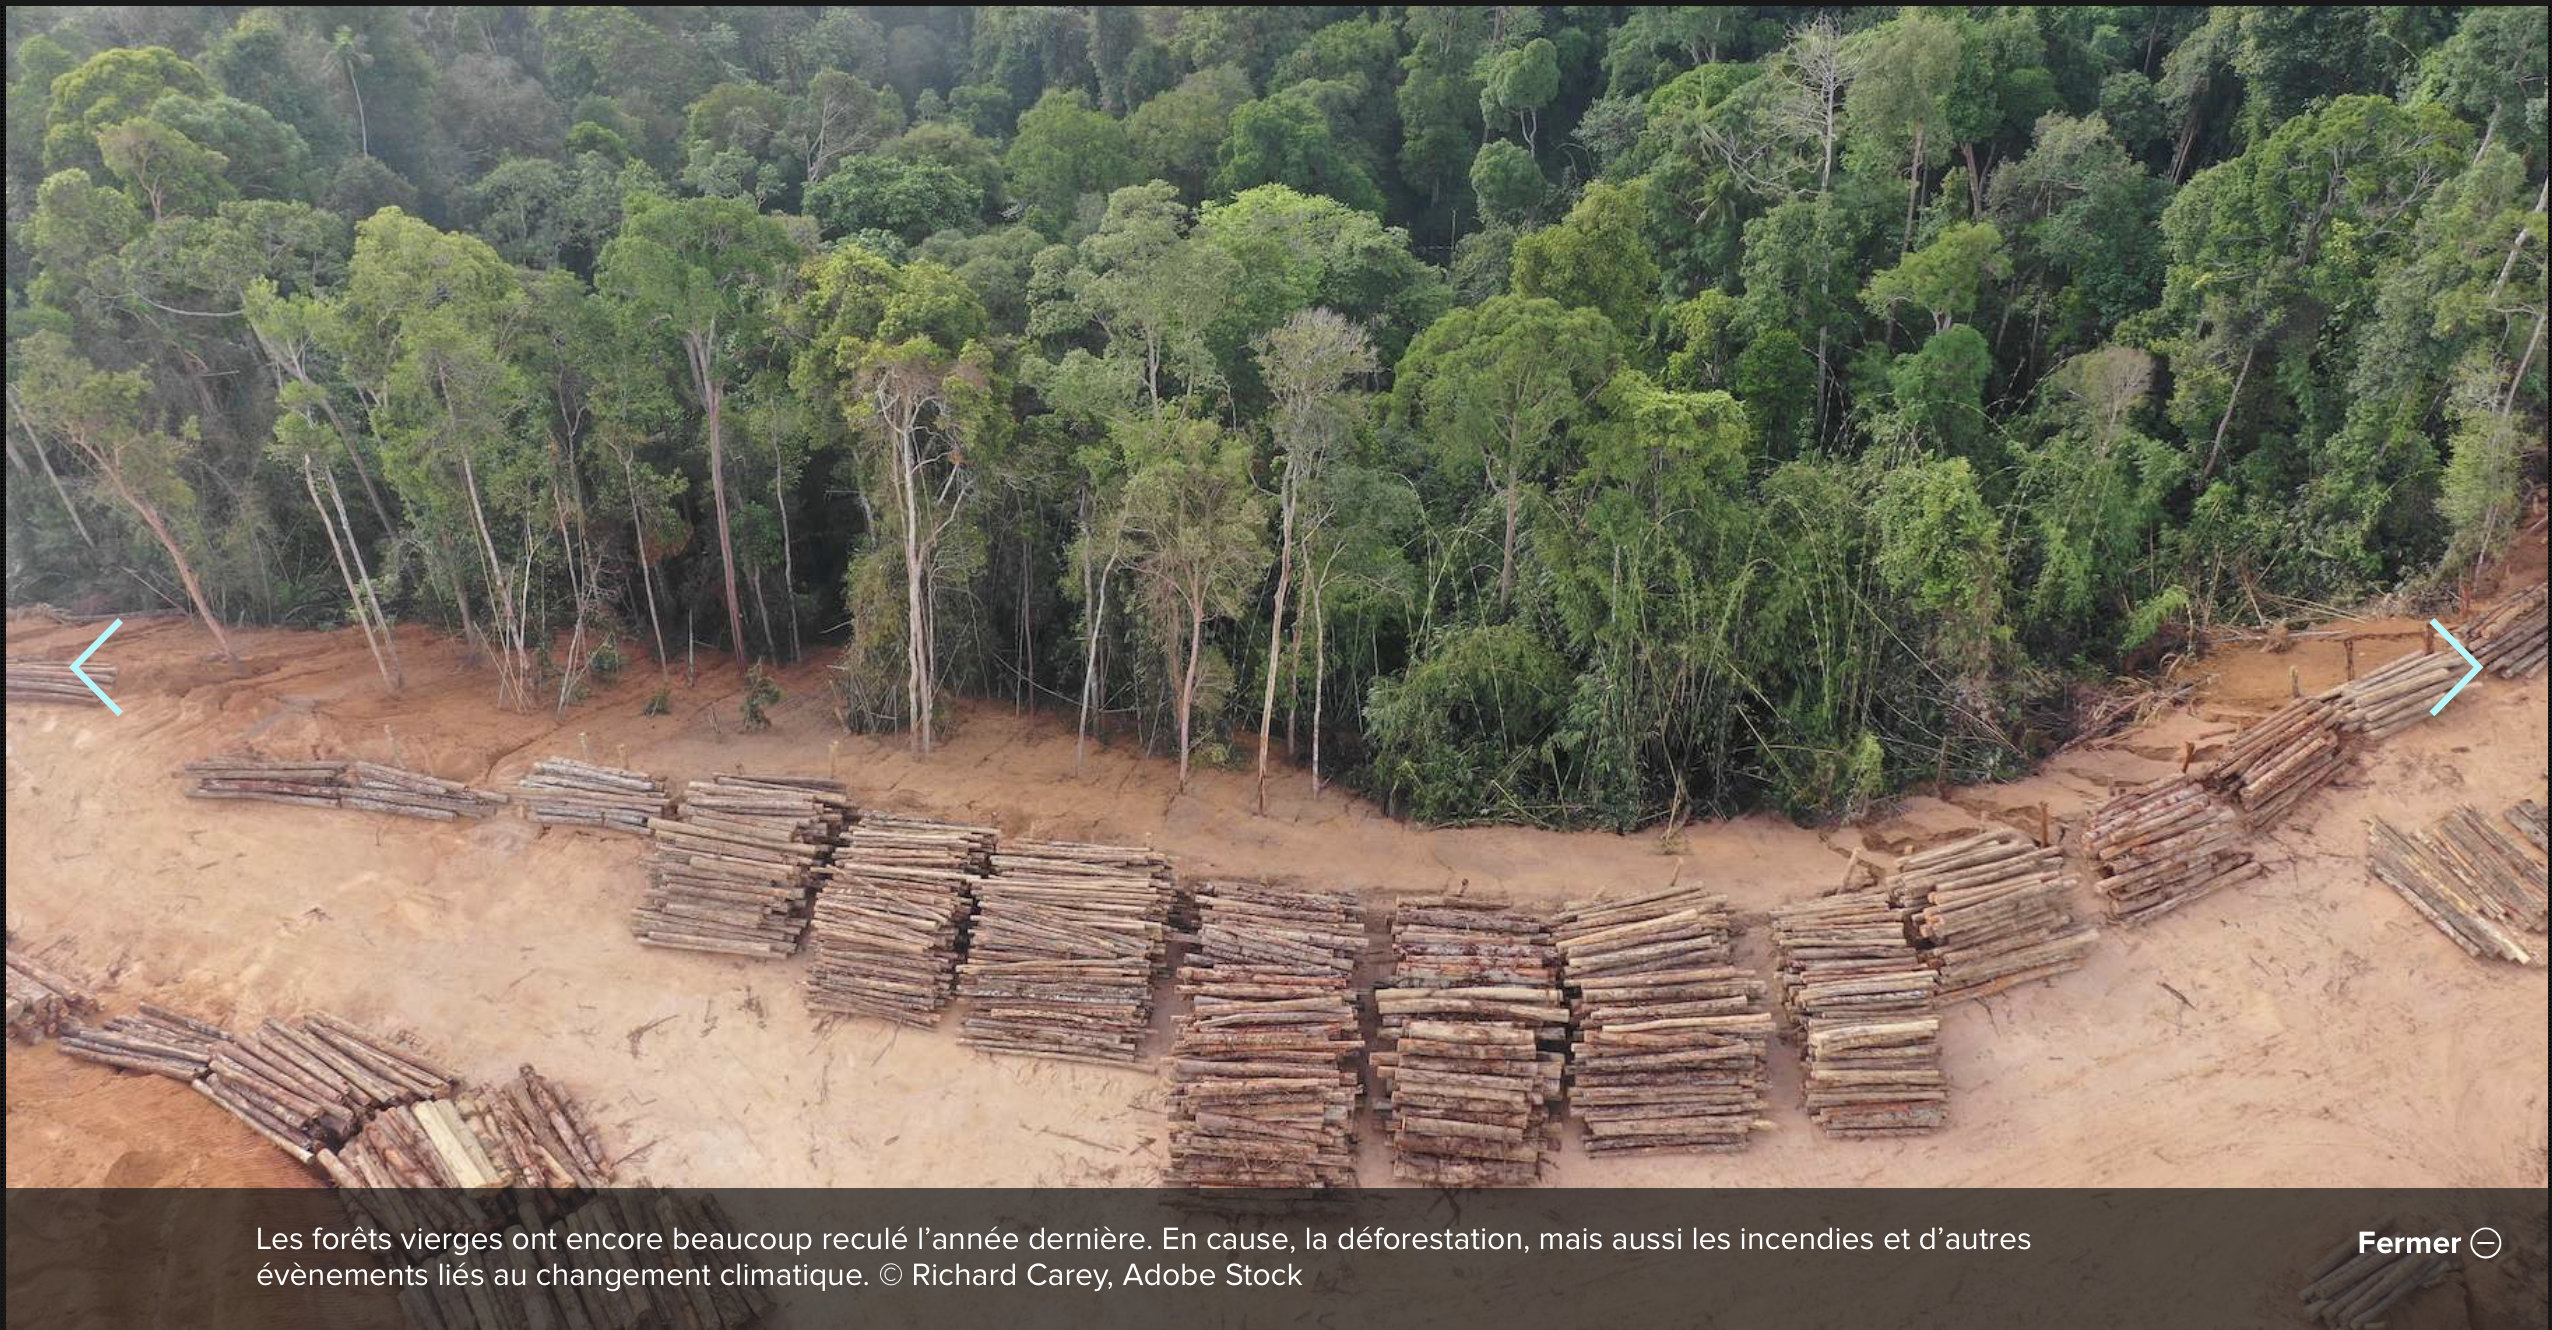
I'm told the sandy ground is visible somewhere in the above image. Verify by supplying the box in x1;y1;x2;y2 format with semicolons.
6;560;2546;1194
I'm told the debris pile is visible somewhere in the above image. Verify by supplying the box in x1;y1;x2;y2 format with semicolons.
957;840;1178;1065
514;757;670;834
2367;812;2544;965
1891;830;2097;1002
2085;776;2261;923
4;658;116;706
59;1004;228;1080
1556;887;1770;1155
1373;896;1565;1185
1771;890;1946;1137
1164;880;1365;1187
634;776;849;958
805;813;995;1025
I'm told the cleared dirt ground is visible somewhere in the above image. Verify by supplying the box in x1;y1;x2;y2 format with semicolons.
6;561;2546;1196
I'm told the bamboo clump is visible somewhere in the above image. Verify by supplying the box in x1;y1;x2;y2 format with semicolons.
2367;813;2544;966
1891;830;2098;1002
634;775;849;958
1771;890;1946;1138
5;944;97;1041
2085;776;2262;923
1165;880;1365;1187
59;1004;229;1080
1557;886;1772;1155
2298;1221;2457;1328
1373;895;1565;1185
956;838;1177;1065
805;813;995;1025
514;757;670;834
4;658;116;705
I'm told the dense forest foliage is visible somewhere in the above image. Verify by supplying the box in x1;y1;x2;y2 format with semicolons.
6;6;2546;825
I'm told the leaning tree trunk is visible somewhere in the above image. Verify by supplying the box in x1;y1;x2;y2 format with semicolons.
93;460;236;665
687;330;748;667
303;454;394;690
1253;476;1299;814
321;466;401;687
623;450;669;671
1177;585;1205;789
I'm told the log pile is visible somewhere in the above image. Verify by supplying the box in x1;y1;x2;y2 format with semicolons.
2367;814;2544;965
2328;648;2465;742
196;1013;460;1163
5;944;97;1041
1891;830;2098;1002
180;757;509;820
514;757;669;834
956;841;1178;1065
1164;880;1365;1187
2461;583;2548;678
1771;890;1946;1137
181;757;351;809
5;658;116;705
2509;800;2547;854
1373;896;1565;1185
395;1191;774;1330
340;762;510;820
1556;887;1771;1156
805;813;996;1025
634;776;849;958
2298;1221;2457;1328
60;1004;228;1080
2085;776;2262;923
2201;694;2348;824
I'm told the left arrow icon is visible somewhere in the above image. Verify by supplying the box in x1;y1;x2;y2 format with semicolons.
70;618;122;715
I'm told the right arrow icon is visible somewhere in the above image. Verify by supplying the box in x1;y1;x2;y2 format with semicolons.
2427;619;2481;716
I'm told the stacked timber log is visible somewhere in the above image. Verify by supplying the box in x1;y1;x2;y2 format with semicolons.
179;757;508;820
2085;776;2261;923
2367;814;2544;965
5;944;97;1041
4;658;115;705
514;757;669;834
2509;800;2547;854
1372;896;1565;1185
956;841;1178;1065
1771;891;1946;1137
1164;880;1365;1187
395;1191;775;1330
181;757;351;809
1891;831;2098;1002
2461;583;2548;678
1556;887;1772;1156
341;761;509;820
2202;693;2347;824
2299;1221;2457;1328
804;813;996;1025
196;1013;460;1164
634;776;848;958
59;1004;228;1080
2327;648;2465;742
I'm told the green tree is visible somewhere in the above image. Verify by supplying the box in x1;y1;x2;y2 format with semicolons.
1005;89;1136;236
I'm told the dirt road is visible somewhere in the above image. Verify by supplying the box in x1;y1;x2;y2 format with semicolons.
6;592;2545;1190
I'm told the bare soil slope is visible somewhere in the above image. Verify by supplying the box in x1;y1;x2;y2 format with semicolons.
7;575;2546;1191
